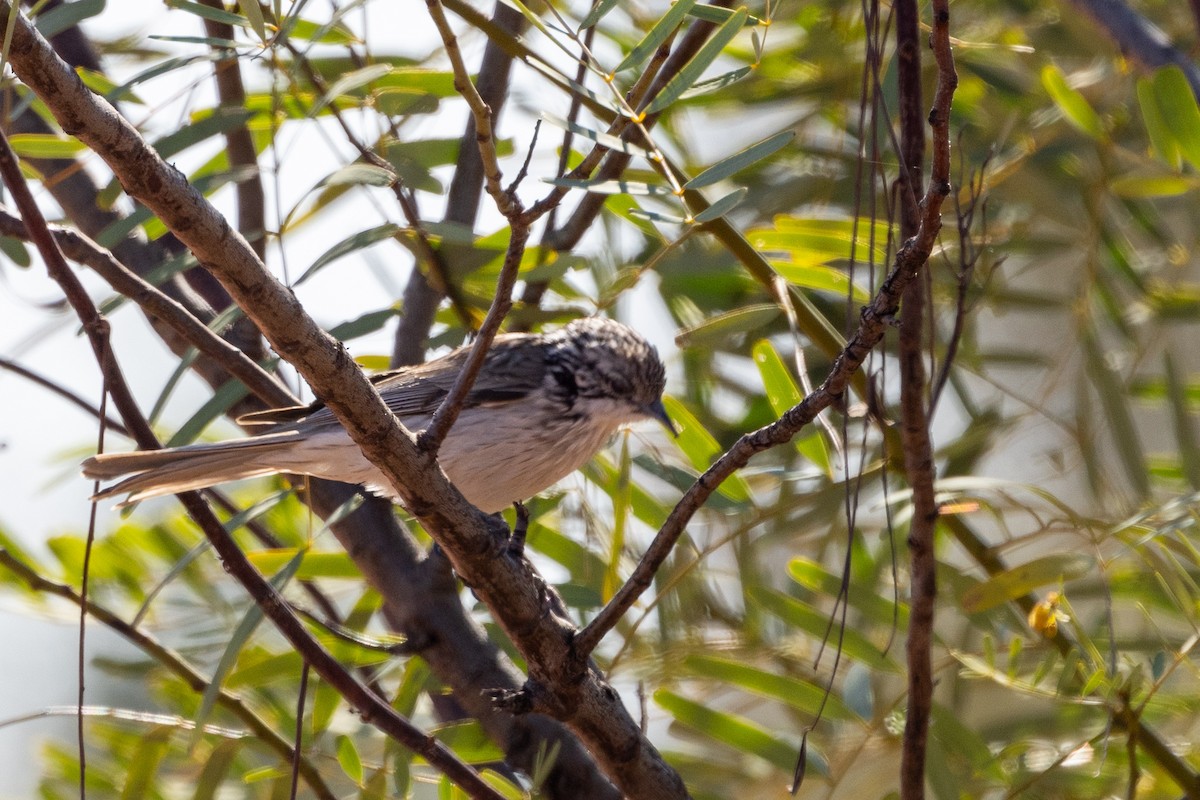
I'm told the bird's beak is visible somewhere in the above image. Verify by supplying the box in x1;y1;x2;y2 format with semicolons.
645;398;678;437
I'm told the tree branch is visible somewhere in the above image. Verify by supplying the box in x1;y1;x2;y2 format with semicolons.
0;6;683;795
0;118;504;800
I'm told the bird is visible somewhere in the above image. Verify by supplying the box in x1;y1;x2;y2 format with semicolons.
82;316;671;514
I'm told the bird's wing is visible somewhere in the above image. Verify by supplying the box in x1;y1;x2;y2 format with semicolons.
237;335;549;431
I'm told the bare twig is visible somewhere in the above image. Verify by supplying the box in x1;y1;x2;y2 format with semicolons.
418;222;530;452
424;0;515;217
893;0;943;795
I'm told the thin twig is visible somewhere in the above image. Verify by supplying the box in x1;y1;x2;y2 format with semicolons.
424;0;515;217
418;222;530;452
0;356;128;436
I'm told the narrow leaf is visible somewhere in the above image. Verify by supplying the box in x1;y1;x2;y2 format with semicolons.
686;130;794;189
684;654;856;719
295;223;400;286
1041;64;1105;140
691;186;747;223
1082;325;1149;497
679;66;752;99
646;7;749;113
539;112;654;159
7;133;87;159
580;0;620;29
337;735;364;786
1137;76;1181;169
1165;352;1200;490
675;305;779;347
1152;66;1200;169
165;0;250;28
237;0;268;41
33;0;104;39
312;63;393;115
655;689;797;771
192;550;305;747
662;396;752;503
246;549;363;579
687;4;762;25
959;553;1093;613
318;163;395;188
752;340;830;473
614;0;698;74
544;176;674;196
164;378;249;448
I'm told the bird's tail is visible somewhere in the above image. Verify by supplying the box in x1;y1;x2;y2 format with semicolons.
82;432;304;505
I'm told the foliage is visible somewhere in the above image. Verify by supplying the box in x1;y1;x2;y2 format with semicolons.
2;0;1200;798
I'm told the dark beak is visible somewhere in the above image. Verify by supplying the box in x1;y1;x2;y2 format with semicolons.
646;398;678;437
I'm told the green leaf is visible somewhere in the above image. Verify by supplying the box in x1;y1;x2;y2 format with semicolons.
33;0;104;39
675;305;779;347
164;378;249;448
750;587;897;670
614;0;698;74
1152;66;1200;169
245;548;363;579
787;557;907;628
539;112;655;160
544;176;675;196
8;133;87;159
691;186;747;223
237;0;268;41
1137;76;1181;169
684;654;856;720
153;108;255;161
687;4;762;25
425;721;504;764
193;739;242;800
1082;325;1149;497
959;553;1093;613
0;235;30;267
686;131;795;189
121;726;172;799
328;306;402;341
646;7;749;113
580;0;621;29
318;163;395;188
336;735;364;786
1109;172;1197;198
770;261;870;302
1041;64;1106;140
662;395;753;503
752;340;830;473
679;66;753;99
164;0;249;29
192;550;305;748
295;223;400;285
312;63;393;115
655;689;797;771
1165;353;1200;490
